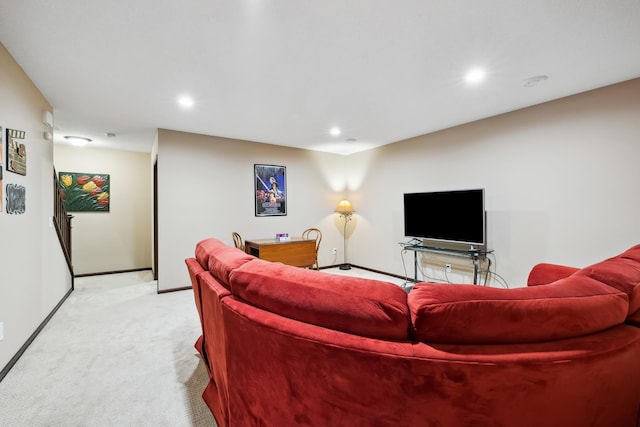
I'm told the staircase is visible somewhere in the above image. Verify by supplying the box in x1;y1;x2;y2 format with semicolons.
53;170;73;284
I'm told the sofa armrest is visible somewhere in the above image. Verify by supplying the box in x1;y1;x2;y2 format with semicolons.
527;263;579;286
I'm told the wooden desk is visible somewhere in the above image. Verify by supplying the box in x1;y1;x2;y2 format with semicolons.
244;237;316;268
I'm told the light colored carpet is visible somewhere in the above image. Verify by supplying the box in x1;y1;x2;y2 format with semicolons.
0;267;405;426
0;270;216;426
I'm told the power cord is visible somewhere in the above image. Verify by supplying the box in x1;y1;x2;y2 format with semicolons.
399;246;451;286
400;243;509;288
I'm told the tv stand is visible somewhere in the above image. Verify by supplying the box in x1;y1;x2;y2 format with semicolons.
401;244;493;284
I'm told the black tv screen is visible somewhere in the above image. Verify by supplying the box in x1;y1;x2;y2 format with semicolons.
403;189;485;247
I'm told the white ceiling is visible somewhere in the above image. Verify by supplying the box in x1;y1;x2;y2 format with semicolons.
1;1;639;155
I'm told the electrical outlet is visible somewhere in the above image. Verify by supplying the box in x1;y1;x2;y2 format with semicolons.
445;264;452;273
0;322;4;341
332;248;337;255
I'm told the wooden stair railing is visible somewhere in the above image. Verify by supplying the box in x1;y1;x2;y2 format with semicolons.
53;170;73;279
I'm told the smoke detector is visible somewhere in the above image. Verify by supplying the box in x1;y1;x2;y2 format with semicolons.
523;75;549;87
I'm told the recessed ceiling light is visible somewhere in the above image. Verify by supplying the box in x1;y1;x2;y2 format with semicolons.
345;138;357;143
465;67;486;84
522;75;549;87
330;127;341;137
177;95;195;109
64;136;92;147
105;132;116;138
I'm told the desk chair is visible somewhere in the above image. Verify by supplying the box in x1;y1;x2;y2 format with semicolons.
232;232;244;251
302;227;322;270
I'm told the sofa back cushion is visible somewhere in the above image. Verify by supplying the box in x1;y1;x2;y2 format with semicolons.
194;238;255;289
527;263;579;286
574;255;640;315
207;246;255;290
229;259;410;340
619;244;640;263
408;276;628;344
195;238;223;269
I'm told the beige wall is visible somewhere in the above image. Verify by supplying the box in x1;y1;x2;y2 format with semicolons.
156;130;349;291
349;79;640;287
0;43;72;371
54;146;152;275
156;79;640;291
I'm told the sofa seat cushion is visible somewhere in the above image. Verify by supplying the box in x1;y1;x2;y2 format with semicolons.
574;256;640;314
408;276;628;344
229;259;410;340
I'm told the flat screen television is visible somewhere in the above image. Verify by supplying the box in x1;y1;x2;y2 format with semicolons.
403;189;486;249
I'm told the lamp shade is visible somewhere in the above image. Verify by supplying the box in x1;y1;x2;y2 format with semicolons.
335;199;355;214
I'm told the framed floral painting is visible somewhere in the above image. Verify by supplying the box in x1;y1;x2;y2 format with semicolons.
58;172;110;212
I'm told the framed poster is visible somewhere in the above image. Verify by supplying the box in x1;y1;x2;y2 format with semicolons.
254;164;286;216
58;172;110;212
6;128;27;176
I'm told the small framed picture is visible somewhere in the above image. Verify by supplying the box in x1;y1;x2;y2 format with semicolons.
6;128;27;176
254;164;286;216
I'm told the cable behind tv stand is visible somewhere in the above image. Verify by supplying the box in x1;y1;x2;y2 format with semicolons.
401;244;493;284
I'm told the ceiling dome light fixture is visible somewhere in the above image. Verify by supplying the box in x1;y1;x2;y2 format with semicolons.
330;127;341;137
177;95;195;109
465;67;486;84
522;75;549;87
64;136;92;147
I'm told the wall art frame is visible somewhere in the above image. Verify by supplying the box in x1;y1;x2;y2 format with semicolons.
58;171;110;212
6;128;26;176
254;164;287;216
6;183;25;214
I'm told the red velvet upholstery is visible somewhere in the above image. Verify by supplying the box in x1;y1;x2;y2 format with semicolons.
221;296;640;427
185;258;207;361
619;244;640;262
195;237;255;289
197;271;232;427
194;238;223;271
201;379;226;427
628;309;640;326
229;258;410;340
527;262;579;286
207;245;255;290
575;256;640;314
186;238;640;427
408;276;628;344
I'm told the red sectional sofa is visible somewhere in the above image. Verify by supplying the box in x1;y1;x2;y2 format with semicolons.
186;238;640;427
